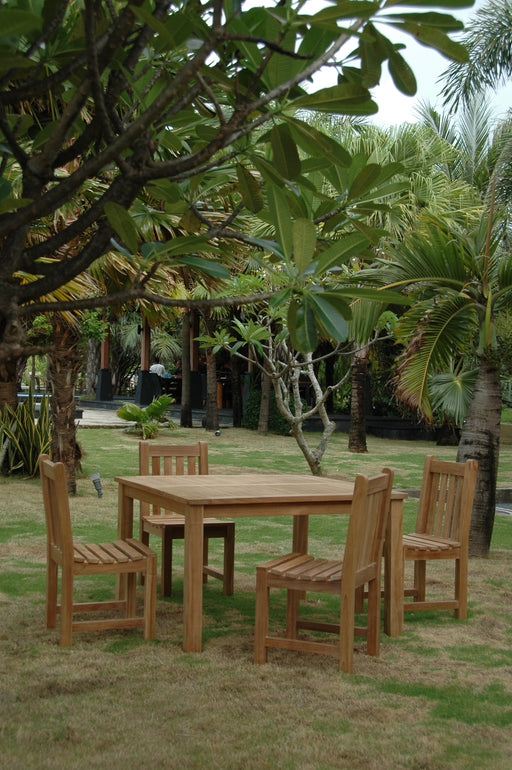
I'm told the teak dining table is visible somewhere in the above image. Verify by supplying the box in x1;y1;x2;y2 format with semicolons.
116;473;407;652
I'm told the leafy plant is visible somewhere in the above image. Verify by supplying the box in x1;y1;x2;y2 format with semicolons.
0;394;51;477
116;395;176;439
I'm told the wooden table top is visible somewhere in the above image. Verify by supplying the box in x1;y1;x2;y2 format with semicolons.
116;473;407;507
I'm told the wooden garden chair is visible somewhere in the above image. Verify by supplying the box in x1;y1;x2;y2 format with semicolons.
254;469;393;673
403;455;478;619
39;454;157;646
139;441;235;597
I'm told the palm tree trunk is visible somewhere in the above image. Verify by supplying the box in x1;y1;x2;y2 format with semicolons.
48;321;82;495
204;346;219;430
456;355;501;557
180;312;192;427
258;371;271;435
348;345;368;453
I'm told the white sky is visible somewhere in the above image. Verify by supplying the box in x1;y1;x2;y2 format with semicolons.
308;0;511;126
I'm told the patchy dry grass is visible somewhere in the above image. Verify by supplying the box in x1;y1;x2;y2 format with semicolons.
1;426;511;769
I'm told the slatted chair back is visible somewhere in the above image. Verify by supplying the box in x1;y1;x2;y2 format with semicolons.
415;456;477;546
139;441;208;518
40;453;74;565
343;469;394;592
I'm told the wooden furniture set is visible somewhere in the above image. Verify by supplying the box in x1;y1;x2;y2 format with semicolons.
40;444;478;673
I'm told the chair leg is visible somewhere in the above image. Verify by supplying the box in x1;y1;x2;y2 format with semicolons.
203;536;209;584
46;558;58;629
126;572;137;618
139;528;150;586
286;589;300;639
366;575;381;658
160;531;174;597
339;585;355;673
413;560;426;602
143;559;157;640
59;568;73;647
354;585;365;613
254;567;269;664
455;556;468;619
222;525;235;596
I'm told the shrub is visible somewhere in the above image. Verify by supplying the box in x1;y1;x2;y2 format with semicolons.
0;395;51;476
117;395;177;439
242;386;304;435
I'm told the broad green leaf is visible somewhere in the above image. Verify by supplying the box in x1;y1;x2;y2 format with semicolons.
236;164;264;213
283;117;351;168
104;202;138;254
288;298;318;352
316;234;371;273
174;256;229;279
292;219;317;276
348;164;382;200
393;23;468;62
270;125;301;180
140;236;217;260
293;84;378;115
250;155;285;188
0;196;32;214
388;51;417;96
241;236;285;261
0;8;41;38
308;292;350;342
303;2;380;24
180;209;202;233
267;185;293;261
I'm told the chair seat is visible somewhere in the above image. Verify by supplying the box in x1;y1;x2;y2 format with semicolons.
265;553;343;583
72;538;155;569
403;532;460;556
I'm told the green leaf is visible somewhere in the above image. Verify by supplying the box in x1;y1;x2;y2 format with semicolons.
292;84;378;115
270;125;301;180
174;256;229;279
292;219;317;276
104;202;138;254
267;185;293;261
347;163;382;200
0;8;41;38
388;51;417;96
283;116;352;168
250;155;285;188
394;23;469;62
316;234;371;273
236;164;264;213
308;292;350;342
288;298;318;353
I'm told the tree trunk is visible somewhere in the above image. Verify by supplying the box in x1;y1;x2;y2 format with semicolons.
231;354;243;428
348;345;368;453
180;312;192;428
47;321;82;495
258;372;271;435
84;338;100;395
456;356;501;557
204;346;219;430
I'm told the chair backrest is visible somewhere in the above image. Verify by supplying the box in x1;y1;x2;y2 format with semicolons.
139;441;208;517
343;468;394;585
39;454;74;563
415;456;478;544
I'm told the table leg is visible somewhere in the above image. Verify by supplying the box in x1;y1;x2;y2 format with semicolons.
383;498;403;636
183;505;204;652
292;514;309;553
116;482;134;599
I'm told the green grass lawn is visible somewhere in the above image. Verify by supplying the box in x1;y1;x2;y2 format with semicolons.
1;425;511;769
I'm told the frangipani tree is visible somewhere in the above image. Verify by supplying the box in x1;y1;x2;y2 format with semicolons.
1;0;471;399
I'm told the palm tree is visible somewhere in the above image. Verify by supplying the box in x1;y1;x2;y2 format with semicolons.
441;0;512;110
377;212;512;556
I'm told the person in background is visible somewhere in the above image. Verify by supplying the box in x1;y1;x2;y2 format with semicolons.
149;357;165;377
